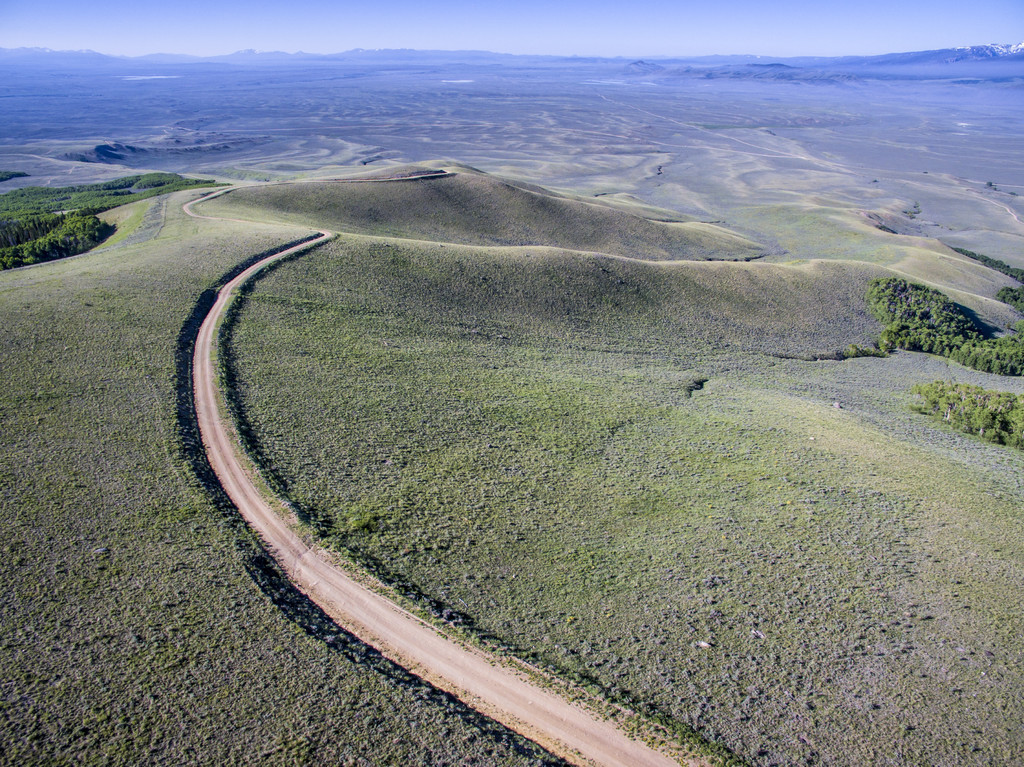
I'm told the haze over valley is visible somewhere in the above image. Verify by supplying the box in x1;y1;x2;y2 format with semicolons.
1;37;1023;767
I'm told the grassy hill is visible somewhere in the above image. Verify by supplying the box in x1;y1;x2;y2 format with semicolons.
199;166;766;262
0;193;562;767
5;168;1024;767
223;230;1024;766
0;173;222;270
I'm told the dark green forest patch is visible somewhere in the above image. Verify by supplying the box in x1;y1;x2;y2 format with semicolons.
996;286;1024;314
913;381;1024;448
867;277;1024;375
0;173;221;269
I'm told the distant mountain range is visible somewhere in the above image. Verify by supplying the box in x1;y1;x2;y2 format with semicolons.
1;43;1023;80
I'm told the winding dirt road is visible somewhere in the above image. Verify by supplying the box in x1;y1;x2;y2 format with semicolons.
186;187;688;767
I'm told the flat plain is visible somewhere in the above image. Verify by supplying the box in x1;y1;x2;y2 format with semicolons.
2;50;1024;766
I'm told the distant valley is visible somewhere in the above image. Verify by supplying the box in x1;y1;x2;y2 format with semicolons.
2;43;1023;767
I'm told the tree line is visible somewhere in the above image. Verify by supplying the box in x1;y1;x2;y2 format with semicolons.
950;246;1024;313
0;213;112;270
913;381;1024;449
867;277;1024;375
0;173;221;270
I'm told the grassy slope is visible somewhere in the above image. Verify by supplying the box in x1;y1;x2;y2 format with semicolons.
199;169;766;262
0;193;562;767
735;204;1023;331
96;200;149;249
225;232;1024;767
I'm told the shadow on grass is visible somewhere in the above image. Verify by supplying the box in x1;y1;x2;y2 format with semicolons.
959;303;1005;338
210;242;746;767
173;236;566;766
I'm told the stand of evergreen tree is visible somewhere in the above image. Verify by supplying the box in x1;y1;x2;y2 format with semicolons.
0;173;221;270
0;213;113;269
996;286;1024;314
866;277;1024;375
913;381;1024;449
0;173;220;217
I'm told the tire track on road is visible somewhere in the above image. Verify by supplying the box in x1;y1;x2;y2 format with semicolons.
185;186;693;767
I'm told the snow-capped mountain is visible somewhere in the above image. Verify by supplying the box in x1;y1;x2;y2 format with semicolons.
947;42;1024;61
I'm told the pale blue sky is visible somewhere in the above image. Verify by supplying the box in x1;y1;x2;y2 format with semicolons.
1;0;1022;58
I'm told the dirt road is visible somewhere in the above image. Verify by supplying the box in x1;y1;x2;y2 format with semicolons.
187;187;689;767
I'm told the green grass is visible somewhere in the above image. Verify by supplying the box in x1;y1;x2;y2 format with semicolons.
199;167;767;262
731;204;1024;334
733;204;908;265
223;232;1024;767
95;200;149;249
0;192;563;766
7;164;1023;766
0;174;225;270
0;173;221;216
949;247;1024;285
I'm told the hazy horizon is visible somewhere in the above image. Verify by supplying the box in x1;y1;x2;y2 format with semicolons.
2;0;1022;60
3;41;1024;61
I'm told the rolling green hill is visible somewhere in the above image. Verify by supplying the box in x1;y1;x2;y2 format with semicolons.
199;167;766;262
0;192;561;767
5;167;1024;767
223;227;1024;766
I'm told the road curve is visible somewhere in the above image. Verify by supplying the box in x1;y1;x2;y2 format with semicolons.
187;187;689;767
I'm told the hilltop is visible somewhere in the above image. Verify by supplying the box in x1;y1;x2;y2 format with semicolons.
2;44;1023;766
199;166;766;262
